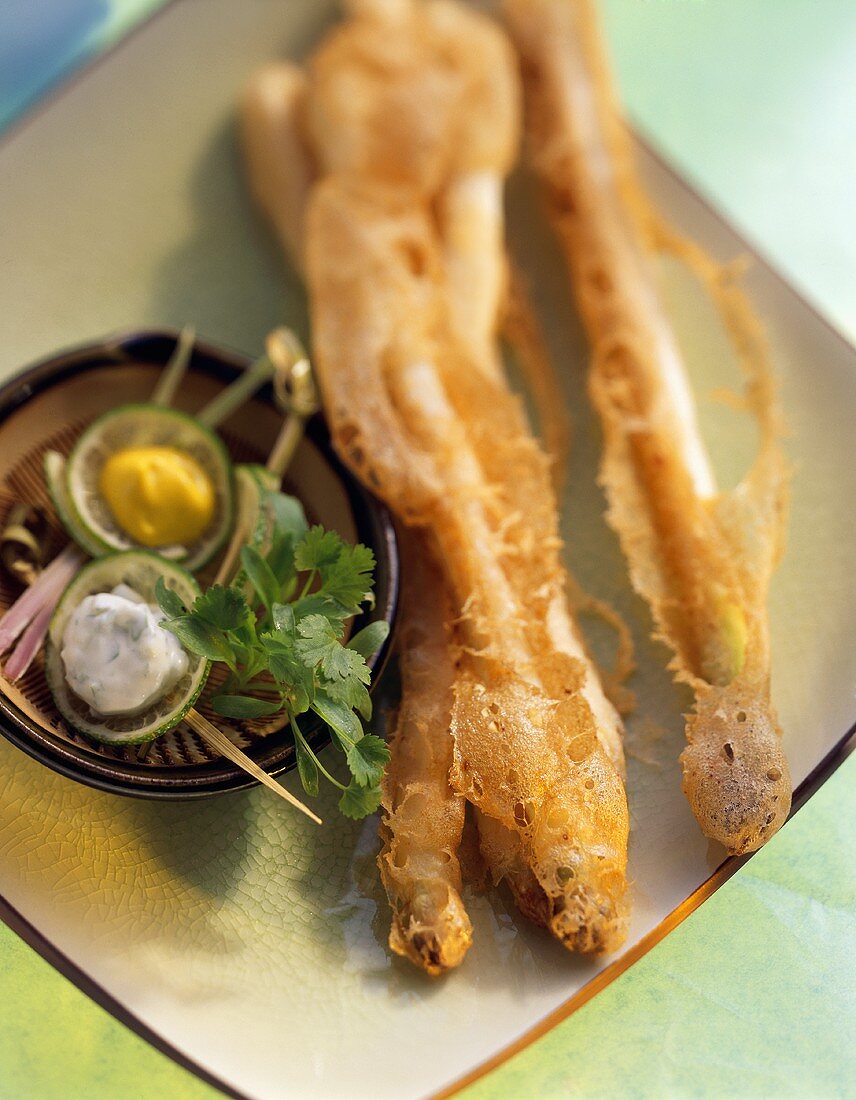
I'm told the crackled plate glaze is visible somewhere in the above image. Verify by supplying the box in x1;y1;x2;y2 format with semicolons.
0;2;854;1099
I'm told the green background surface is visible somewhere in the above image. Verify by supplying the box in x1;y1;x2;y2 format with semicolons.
0;917;212;1100
604;0;856;346
1;1;854;1098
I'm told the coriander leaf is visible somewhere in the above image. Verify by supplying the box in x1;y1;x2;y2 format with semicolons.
325;676;372;721
192;585;248;631
240;544;280;613
354;683;372;721
290;593;349;623
311;691;362;747
266;651;295;681
287;681;312;717
295;616;373;687
294;737;319;797
259;627;296;653
232;619;258;650
268;492;308;542
296;612;343;644
294;614;357;680
294;525;344;573
162;616;231;662
161;514;384;822
266;533;296;593
272;602;296;635
212;694;282;719
260;635;314;714
321;542;376;609
346;620;390;659
155;577;186;619
264;645;304;685
339;779;383;820
345;734;389;788
331;646;371;685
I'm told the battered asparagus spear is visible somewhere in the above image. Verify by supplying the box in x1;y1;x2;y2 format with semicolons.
506;0;791;853
242;52;474;972
246;0;631;954
304;0;624;769
306;172;629;955
344;0;573;484
379;533;472;975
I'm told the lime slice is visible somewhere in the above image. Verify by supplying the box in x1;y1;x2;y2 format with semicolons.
45;551;209;745
65;404;234;571
226;465;277;594
44;451;103;558
239;465;276;550
243;464;281;495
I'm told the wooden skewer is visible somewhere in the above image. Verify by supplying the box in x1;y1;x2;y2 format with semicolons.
184;708;322;824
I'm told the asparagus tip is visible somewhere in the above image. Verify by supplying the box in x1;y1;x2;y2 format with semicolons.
681;689;792;854
388;882;473;976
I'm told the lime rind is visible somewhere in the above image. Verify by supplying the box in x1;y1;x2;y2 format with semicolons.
45;551;209;745
44;451;104;559
242;464;281;494
228;465;279;594
245;465;280;550
237;465;276;550
65;404;234;572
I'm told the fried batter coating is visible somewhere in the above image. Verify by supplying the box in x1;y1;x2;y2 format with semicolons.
242;53;474;972
306;172;629;954
379;534;472;975
313;18;623;778
330;1;571;477
310;0;519;384
306;0;520;194
454;668;629;953
506;0;791;852
246;0;631;957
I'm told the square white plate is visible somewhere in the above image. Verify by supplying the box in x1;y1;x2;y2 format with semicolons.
0;3;853;1098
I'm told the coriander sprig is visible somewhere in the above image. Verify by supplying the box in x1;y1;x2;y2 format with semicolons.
155;493;390;819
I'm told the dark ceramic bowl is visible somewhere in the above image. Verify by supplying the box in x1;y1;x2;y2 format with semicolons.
0;329;399;798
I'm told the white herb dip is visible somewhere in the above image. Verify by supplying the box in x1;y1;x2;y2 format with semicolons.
60;584;189;716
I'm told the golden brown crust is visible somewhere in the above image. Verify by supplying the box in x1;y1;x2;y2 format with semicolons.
506;0;791;852
379;533;473;975
682;679;789;853
304;5;630;951
248;0;630;959
306;0;520;192
453;670;629;953
306;179;445;522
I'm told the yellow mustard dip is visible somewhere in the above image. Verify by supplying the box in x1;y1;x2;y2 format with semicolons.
99;446;215;548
